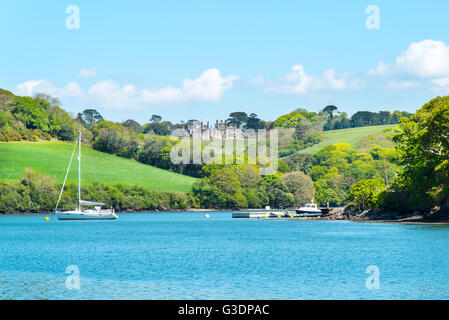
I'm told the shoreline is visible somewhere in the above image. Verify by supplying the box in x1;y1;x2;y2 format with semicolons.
348;217;449;225
2;208;449;225
0;208;234;215
319;207;449;225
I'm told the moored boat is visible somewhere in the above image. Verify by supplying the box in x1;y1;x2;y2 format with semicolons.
295;203;322;216
54;131;118;221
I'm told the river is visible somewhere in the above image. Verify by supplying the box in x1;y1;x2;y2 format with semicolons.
1;212;449;299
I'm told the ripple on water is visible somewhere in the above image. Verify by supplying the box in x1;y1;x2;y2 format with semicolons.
1;212;449;299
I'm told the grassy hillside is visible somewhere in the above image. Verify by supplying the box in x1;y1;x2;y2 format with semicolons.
0;141;197;193
298;124;397;154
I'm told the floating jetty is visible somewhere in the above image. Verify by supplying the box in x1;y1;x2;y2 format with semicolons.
232;211;271;219
232;208;330;219
232;211;309;219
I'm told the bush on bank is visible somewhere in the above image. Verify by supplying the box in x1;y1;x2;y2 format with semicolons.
0;169;196;213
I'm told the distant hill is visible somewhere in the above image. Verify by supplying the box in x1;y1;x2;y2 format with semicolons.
0;141;197;193
297;124;397;154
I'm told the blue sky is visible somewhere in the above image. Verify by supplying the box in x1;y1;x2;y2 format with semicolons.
1;0;449;123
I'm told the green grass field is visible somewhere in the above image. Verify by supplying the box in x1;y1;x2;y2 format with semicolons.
0;141;197;192
298;124;397;154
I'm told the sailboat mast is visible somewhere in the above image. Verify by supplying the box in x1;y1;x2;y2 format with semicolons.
78;130;81;211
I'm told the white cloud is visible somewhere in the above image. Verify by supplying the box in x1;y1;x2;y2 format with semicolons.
384;80;420;90
90;68;238;108
365;40;449;91
395;40;449;78
267;65;362;95
367;61;389;76
78;68;98;78
431;77;449;93
177;68;238;102
17;68;238;110
248;75;267;86
432;77;449;88
17;80;83;98
88;80;139;109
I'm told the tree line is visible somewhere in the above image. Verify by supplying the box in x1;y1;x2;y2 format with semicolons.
323;107;413;131
0;168;194;213
1;87;422;212
346;96;449;216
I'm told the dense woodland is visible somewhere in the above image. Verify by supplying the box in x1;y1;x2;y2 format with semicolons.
2;87;440;215
348;96;449;215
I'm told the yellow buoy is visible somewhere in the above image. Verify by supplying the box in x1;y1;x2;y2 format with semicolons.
45;217;50;221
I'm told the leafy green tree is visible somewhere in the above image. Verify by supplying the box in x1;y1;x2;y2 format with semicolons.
150;114;162;123
58;124;75;141
242;187;265;208
282;171;315;205
0;109;14;129
273;110;304;128
208;168;241;194
351;111;377;127
314;180;342;206
0;89;14;109
307;142;390;206
78;109;104;124
20;168;58;211
227;112;248;128
283;153;314;174
245;113;263;130
378;111;392;124
322;105;338;118
277;159;291;173
122;119;143;133
260;174;294;208
12;96;50;131
144;121;172;136
388;96;449;210
192;167;247;208
119;136;140;159
346;178;385;210
93;127;123;154
33;93;61;108
138;136;173;169
232;165;260;188
0;181;34;212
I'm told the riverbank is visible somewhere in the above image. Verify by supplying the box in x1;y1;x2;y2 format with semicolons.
320;207;449;225
4;207;449;225
0;208;230;215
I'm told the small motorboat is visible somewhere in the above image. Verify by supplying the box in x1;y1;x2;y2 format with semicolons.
295;203;322;216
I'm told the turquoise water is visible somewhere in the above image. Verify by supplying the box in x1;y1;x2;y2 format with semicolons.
1;212;449;299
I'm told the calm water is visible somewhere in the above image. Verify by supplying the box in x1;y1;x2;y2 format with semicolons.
1;212;449;299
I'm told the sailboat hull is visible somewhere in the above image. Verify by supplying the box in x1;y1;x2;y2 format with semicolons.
56;210;118;220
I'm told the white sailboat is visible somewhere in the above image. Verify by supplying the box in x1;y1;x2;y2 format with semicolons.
55;131;118;220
